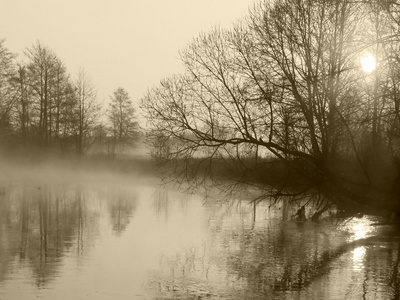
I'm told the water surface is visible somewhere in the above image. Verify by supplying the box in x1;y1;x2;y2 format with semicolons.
0;175;399;299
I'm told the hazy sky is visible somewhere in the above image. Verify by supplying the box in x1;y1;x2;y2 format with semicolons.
1;0;254;118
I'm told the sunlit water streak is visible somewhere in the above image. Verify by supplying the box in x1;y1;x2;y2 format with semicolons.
0;180;398;299
352;246;366;271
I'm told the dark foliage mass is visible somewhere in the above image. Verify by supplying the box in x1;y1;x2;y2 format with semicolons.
0;40;138;157
141;0;400;217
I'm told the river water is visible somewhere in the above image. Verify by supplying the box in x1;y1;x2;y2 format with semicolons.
0;171;399;299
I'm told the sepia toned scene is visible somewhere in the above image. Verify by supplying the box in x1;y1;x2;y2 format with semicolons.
1;0;400;299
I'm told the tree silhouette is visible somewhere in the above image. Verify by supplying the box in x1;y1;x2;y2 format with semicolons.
141;0;400;217
107;87;138;157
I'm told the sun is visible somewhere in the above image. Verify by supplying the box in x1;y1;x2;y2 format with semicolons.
361;53;376;73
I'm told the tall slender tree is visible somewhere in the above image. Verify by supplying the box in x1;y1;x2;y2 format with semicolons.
107;87;138;157
9;64;31;147
25;41;57;147
0;40;15;139
72;69;100;155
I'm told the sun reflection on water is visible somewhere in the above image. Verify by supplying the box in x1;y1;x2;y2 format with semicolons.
341;217;375;273
342;217;375;242
352;246;366;271
352;222;370;240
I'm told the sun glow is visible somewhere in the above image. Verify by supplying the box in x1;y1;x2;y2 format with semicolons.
361;53;376;73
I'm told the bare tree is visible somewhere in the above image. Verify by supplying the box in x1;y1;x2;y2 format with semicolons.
24;41;58;148
9;64;31;148
72;69;100;155
0;40;16;140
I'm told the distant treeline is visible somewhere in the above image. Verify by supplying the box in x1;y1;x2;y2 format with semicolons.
0;40;139;157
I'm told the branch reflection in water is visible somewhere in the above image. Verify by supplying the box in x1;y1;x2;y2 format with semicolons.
148;195;400;299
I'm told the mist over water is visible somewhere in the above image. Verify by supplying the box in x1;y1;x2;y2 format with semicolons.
0;160;399;299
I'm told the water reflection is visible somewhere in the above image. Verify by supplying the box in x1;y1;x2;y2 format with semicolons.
148;199;400;299
352;246;366;271
152;188;170;222
0;184;92;287
107;187;137;235
0;182;399;299
342;216;374;241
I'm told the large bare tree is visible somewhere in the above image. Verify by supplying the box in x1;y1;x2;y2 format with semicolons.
142;0;400;217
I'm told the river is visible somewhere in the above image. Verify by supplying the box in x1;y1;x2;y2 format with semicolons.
0;170;399;299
